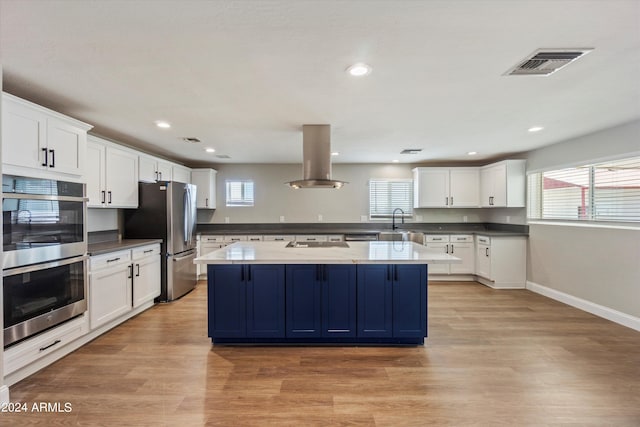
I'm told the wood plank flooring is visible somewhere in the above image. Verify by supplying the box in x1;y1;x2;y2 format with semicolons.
3;281;639;426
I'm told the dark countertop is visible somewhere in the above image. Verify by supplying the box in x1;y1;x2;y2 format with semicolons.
195;223;528;237
88;239;163;256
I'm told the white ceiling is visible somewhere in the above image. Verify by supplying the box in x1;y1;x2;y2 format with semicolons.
1;0;639;166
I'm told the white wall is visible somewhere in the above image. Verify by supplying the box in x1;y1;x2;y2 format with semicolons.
197;163;496;224
87;208;119;232
525;119;640;323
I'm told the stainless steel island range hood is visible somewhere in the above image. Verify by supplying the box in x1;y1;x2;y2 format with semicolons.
286;124;347;189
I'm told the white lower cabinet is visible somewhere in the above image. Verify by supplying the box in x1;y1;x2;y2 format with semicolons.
424;235;475;276
89;250;133;329
89;243;161;329
475;235;526;289
132;245;161;307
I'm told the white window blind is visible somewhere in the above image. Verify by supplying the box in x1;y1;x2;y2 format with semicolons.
369;179;413;219
527;156;640;223
225;180;254;207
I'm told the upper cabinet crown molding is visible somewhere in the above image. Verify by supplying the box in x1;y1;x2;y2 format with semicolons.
2;92;92;182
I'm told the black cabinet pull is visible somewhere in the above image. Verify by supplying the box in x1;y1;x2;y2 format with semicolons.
486;247;489;257
49;149;55;168
127;264;132;278
107;257;121;263
205;198;209;207
39;339;61;352
451;244;454;254
108;191;112;204
143;249;154;254
41;148;48;166
101;190;106;204
445;197;448;206
445;245;449;254
136;263;140;277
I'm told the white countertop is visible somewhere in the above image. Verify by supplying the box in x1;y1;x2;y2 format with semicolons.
194;241;461;264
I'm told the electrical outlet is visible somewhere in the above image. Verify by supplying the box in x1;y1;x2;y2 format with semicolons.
506;215;511;223
360;215;368;222
463;215;468;223
224;217;230;224
416;215;423;222
280;216;285;223
318;214;323;222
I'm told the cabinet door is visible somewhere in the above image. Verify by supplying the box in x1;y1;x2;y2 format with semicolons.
156;160;173;182
46;117;85;176
322;265;356;338
449;168;479;207
480;167;493;207
105;146;139;208
246;265;285;338
489;164;507;207
393;264;427;338
357;265;393;337
192;169;217;209
476;244;492;279
2;98;47;171
208;265;246;338
425;242;450;274
449;242;475;274
286;265;322;337
86;139;106;207
133;254;161;307
138;155;158;183
89;265;133;329
414;168;449;208
173;165;191;184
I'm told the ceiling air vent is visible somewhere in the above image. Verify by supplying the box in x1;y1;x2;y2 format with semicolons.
400;148;423;154
182;137;201;143
215;154;231;159
505;48;593;76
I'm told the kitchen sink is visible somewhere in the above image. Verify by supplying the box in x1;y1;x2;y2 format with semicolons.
377;231;424;243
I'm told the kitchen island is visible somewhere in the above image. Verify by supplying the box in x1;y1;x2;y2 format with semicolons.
195;241;459;345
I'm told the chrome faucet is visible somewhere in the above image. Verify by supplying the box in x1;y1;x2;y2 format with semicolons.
392;208;405;230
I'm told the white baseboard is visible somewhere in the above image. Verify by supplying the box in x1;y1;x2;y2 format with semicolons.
0;385;9;404
526;281;640;332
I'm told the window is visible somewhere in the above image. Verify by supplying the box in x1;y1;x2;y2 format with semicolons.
225;180;254;207
527;156;640;223
369;179;413;219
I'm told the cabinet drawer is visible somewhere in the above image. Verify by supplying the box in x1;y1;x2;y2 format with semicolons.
262;235;295;242
476;235;491;245
224;235;248;243
4;315;88;374
132;244;160;260
326;234;344;242
201;235;224;243
424;235;450;243
295;235;328;242
247;235;263;242
90;250;131;270
450;234;473;243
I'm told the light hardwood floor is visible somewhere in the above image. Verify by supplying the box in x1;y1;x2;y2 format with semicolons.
3;281;639;426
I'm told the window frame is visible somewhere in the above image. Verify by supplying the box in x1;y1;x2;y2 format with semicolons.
225;179;255;207
368;178;414;220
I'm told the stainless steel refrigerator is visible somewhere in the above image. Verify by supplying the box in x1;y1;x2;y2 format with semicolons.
124;181;197;301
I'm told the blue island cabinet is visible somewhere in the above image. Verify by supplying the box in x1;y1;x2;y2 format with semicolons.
208;264;284;339
285;265;357;339
357;264;427;341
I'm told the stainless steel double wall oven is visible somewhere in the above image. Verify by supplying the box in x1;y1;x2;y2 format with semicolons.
2;174;88;347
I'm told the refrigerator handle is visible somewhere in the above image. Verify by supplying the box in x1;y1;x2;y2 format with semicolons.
183;187;189;246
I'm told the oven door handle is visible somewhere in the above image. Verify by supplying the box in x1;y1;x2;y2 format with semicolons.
3;255;89;277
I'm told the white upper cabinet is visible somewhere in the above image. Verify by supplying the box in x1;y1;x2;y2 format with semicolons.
479;160;526;207
172;164;192;184
86;136;139;208
413;167;479;208
139;154;174;182
191;168;217;209
2;92;92;181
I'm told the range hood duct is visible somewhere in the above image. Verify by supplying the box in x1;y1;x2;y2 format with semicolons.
287;124;347;189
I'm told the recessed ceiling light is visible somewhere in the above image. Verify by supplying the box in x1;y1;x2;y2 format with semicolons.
155;121;171;129
467;151;478;156
346;63;372;77
205;147;216;153
528;126;544;132
331;151;339;156
392;159;399;163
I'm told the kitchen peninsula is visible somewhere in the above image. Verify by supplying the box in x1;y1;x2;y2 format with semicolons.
195;241;458;345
